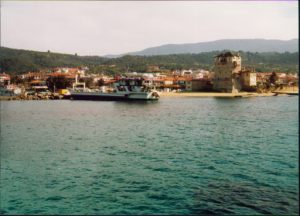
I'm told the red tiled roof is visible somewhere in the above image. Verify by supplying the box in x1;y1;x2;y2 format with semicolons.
164;77;174;81
30;80;44;84
104;80;116;84
0;73;10;78
49;73;67;77
175;77;192;81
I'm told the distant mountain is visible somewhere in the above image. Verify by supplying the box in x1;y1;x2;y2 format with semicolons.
104;54;123;58
114;39;298;57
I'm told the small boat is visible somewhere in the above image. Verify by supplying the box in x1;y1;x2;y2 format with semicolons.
70;78;160;101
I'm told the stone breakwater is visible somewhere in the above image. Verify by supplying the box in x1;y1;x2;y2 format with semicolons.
0;93;67;101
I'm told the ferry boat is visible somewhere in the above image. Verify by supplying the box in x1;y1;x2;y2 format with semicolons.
70;78;160;101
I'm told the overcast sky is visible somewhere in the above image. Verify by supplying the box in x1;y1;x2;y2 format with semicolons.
1;1;298;56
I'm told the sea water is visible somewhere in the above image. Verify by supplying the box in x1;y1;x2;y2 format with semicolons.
0;96;298;214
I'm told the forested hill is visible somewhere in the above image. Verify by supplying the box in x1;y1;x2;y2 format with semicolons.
0;47;107;74
0;46;298;75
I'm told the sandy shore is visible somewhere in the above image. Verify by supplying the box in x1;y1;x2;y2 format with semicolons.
159;91;297;98
1;90;297;101
272;90;299;95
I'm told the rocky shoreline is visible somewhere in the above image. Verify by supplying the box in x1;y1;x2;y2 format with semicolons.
0;94;68;101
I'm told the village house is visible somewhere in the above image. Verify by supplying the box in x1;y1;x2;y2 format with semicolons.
142;75;194;92
125;72;156;79
275;72;292;86
0;73;23;96
250;71;300;92
19;72;49;81
174;77;193;91
97;78;116;92
256;72;280;86
285;73;298;86
150;76;177;91
53;67;86;77
0;73;11;86
5;84;22;95
28;80;49;93
172;69;200;77
155;74;167;79
256;72;271;86
143;78;154;87
164;77;174;87
172;70;181;76
240;68;257;91
192;69;211;79
90;74;112;84
152;77;165;90
192;78;213;91
181;69;193;77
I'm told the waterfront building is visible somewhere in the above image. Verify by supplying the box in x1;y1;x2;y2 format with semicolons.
192;69;211;79
152;77;167;91
175;77;193;91
181;69;193;77
213;52;242;93
240;68;257;91
29;80;49;91
192;78;213;91
143;78;154;87
164;77;174;86
52;67;86;77
0;73;11;86
5;84;22;95
19;72;48;81
275;72;297;86
256;72;271;85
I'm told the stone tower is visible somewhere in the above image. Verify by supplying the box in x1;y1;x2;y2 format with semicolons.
213;52;242;93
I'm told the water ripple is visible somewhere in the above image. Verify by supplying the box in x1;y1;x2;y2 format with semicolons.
0;97;298;214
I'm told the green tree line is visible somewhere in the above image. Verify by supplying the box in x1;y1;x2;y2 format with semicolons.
0;47;298;75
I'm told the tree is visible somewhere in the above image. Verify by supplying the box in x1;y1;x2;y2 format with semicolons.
46;76;72;92
11;75;24;84
97;78;105;87
79;77;94;88
269;72;278;85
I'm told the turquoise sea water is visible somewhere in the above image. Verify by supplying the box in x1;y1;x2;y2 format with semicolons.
0;96;298;215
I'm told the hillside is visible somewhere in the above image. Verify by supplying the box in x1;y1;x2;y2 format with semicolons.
124;39;298;56
0;46;298;75
0;47;107;74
